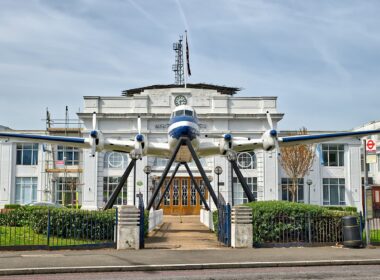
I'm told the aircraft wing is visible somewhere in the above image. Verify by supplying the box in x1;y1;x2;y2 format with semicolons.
278;129;380;146
198;138;264;156
0;132;90;149
0;131;171;157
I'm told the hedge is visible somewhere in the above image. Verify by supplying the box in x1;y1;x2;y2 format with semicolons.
0;206;116;241
1;206;150;240
212;201;357;246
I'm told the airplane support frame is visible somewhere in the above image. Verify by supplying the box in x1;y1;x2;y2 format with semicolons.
155;162;181;209
183;162;210;211
229;158;256;202
103;158;137;210
154;161;210;211
147;137;218;211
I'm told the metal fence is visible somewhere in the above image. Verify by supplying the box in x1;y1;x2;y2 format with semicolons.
0;208;117;250
367;217;380;245
253;214;344;247
217;196;231;247
138;193;145;249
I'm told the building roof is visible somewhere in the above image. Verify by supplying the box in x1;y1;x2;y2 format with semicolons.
0;125;11;131
122;83;240;96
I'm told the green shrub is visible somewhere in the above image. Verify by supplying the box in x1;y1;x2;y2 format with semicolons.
4;204;21;209
144;210;149;237
212;210;218;235
324;206;357;213
0;206;116;241
242;201;354;246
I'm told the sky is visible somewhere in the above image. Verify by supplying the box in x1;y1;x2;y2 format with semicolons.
0;0;380;131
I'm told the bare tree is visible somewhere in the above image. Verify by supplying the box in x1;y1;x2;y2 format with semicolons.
279;128;315;202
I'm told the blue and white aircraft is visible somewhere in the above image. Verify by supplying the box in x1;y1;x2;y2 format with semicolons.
0;104;380;162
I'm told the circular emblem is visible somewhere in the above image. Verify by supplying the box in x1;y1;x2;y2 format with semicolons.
367;140;375;150
174;95;187;106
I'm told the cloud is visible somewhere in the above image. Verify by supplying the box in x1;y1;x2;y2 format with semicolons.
0;0;379;131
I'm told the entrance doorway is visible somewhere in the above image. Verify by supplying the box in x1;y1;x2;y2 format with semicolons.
160;177;208;215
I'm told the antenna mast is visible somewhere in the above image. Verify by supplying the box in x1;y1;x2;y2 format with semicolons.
172;36;184;85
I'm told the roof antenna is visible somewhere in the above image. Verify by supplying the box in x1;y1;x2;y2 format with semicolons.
172;35;184;86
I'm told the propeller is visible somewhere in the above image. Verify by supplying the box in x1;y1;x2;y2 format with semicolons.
135;116;144;143
89;112;98;157
265;111;280;155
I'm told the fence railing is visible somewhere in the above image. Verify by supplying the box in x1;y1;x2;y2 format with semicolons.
0;208;117;250
253;213;344;247
367;217;380;245
217;195;231;247
138;193;145;249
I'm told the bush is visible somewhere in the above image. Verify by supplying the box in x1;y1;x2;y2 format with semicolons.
324;206;357;213
4;204;21;209
144;210;149;237
243;201;354;246
0;206;116;241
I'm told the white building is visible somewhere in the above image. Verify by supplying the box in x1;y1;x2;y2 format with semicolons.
0;84;379;214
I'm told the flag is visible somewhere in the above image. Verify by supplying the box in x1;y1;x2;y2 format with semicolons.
185;32;191;76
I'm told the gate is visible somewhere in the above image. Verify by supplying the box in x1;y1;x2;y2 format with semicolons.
217;196;231;246
138;193;145;249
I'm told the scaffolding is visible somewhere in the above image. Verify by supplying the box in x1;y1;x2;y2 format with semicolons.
41;106;84;207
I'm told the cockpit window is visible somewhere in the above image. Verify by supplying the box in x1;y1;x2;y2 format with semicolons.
185;110;193;117
175;110;183;117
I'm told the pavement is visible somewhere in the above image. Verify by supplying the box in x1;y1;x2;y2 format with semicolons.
0;215;379;276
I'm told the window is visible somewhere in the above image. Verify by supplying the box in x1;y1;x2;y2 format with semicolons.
185;110;193;116
322;144;344;166
15;177;37;204
16;144;38;165
378;154;380;172
237;152;256;169
323;178;345;205
175;110;184;117
103;177;127;205
57;146;79;165
233;177;257;205
56;177;79;206
281;178;304;203
103;152;128;169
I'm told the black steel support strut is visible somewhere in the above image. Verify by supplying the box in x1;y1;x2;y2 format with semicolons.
185;138;218;207
155;162;181;210
229;159;256;202
103;158;137;210
147;138;184;210
183;162;210;211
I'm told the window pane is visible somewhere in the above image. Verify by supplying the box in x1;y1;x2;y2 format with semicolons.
339;185;345;204
330;185;339;205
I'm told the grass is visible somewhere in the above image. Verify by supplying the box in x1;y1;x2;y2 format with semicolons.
0;226;110;247
362;229;380;244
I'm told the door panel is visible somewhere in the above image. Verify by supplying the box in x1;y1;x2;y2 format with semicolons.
161;177;208;215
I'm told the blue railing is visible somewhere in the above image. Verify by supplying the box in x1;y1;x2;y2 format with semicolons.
138;193;145;249
217;197;231;246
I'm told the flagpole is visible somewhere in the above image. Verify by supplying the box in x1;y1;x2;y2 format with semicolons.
184;30;187;88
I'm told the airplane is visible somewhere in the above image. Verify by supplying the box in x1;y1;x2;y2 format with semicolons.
1;104;380;162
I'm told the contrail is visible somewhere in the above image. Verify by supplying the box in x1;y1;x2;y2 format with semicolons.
175;0;190;32
128;0;166;30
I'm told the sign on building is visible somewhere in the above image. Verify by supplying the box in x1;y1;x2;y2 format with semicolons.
366;139;377;164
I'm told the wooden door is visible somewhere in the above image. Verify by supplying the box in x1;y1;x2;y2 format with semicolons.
160;177;208;215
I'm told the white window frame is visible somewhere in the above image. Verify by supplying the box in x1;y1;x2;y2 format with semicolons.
232;177;257;205
15;177;38;204
323;178;346;206
16;143;39;165
103;152;128;169
57;145;79;165
322;144;344;167
237;152;256;170
281;178;304;203
103;176;127;205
